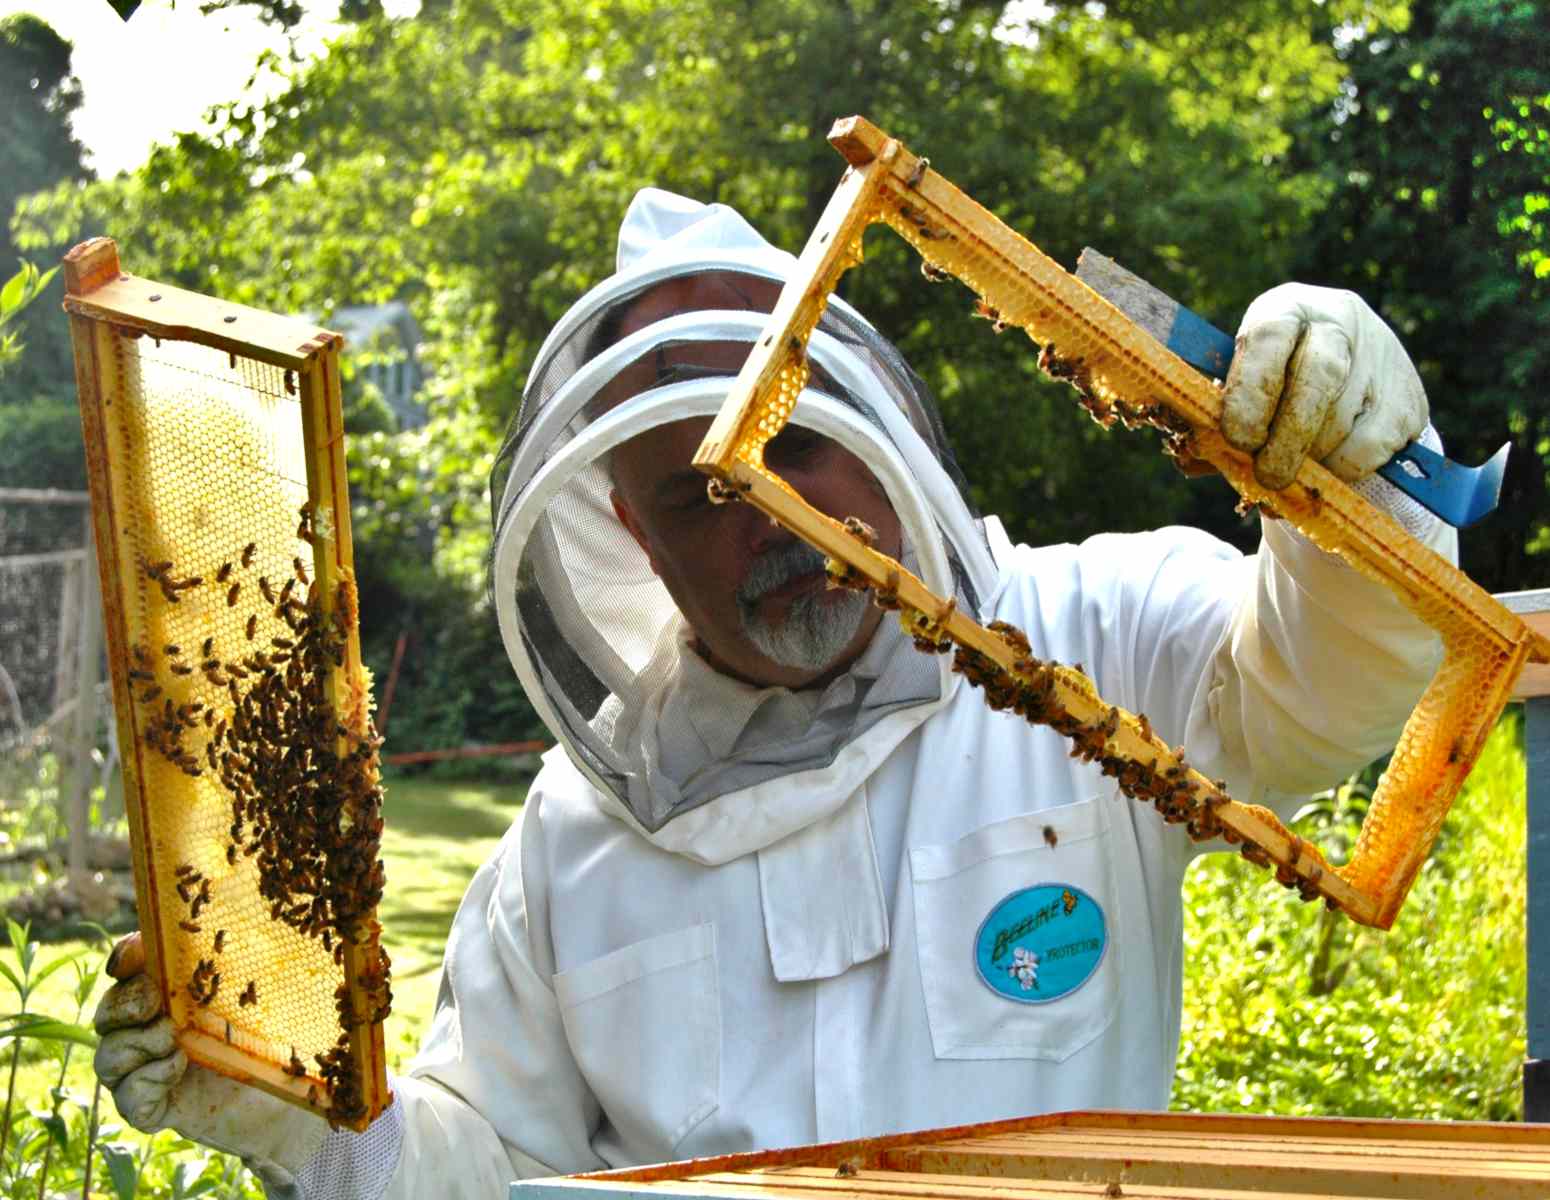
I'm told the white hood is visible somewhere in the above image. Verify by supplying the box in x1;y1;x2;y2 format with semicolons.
489;189;996;861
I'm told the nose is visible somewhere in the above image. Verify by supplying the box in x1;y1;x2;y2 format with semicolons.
728;494;795;558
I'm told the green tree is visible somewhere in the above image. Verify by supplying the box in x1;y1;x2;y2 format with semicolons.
0;12;89;410
1290;0;1550;590
17;0;1495;742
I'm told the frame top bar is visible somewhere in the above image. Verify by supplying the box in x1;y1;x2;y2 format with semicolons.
61;238;339;372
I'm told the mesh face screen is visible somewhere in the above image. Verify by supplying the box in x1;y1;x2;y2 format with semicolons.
68;247;390;1130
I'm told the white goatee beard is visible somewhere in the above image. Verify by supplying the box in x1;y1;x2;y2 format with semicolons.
737;541;868;672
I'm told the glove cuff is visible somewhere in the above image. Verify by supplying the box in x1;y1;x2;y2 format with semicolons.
290;1090;406;1200
1347;423;1444;542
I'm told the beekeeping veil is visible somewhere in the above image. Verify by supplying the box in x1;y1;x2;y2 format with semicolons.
490;188;998;856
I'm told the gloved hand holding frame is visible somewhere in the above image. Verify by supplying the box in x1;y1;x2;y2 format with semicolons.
693;116;1550;929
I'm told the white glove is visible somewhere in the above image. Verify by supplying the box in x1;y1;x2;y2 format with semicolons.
94;957;328;1195
1221;283;1428;490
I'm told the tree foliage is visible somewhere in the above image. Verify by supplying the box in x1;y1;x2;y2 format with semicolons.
1290;0;1550;587
0;12;88;410
12;0;1545;744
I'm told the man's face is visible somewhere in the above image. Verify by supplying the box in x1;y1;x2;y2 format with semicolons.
599;274;902;689
611;416;902;690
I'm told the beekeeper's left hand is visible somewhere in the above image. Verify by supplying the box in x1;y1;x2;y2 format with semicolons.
1221;283;1428;490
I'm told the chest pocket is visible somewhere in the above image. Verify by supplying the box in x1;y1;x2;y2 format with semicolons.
553;922;720;1155
909;797;1121;1061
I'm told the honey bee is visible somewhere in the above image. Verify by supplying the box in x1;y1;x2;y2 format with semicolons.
170;663;193;676
241;542;256;569
227;582;241;607
245;615;258;641
215;562;232;584
226;843;238;866
285;1047;306;1077
1043;825;1058;849
214;930;227;952
178;920;201;933
293;556;308;584
841;516;877;547
259;577;275;604
164;644;181;657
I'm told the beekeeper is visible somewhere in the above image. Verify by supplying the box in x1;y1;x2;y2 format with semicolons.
91;189;1454;1199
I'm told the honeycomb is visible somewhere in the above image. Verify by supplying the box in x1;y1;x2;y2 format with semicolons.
695;117;1550;930
66;244;390;1128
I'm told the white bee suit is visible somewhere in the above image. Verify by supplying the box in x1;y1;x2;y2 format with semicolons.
293;191;1455;1200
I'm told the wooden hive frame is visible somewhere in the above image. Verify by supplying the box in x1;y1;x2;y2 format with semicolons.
513;1110;1550;1200
693;116;1550;929
63;238;391;1129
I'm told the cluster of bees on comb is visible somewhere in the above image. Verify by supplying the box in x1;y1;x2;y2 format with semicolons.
823;517;1334;906
131;503;390;1128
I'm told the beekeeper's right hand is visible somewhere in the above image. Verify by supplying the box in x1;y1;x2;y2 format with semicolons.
94;933;328;1193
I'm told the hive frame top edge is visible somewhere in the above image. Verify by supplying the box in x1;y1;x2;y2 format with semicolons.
62;237;341;372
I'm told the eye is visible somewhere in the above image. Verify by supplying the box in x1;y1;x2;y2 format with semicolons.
766;427;825;468
667;486;712;513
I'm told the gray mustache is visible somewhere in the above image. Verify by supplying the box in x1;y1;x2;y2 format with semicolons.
737;541;828;609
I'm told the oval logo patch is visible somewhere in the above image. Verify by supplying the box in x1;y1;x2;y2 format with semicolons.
974;884;1107;1004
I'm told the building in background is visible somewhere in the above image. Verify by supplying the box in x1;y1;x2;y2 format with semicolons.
331;300;426;430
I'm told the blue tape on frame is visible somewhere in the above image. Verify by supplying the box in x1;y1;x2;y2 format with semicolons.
1164;307;1236;380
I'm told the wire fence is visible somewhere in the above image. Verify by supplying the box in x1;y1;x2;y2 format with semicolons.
0;487;114;878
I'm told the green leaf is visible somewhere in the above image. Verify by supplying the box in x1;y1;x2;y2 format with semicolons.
0;269;24;317
0;958;24;998
28;949;83;990
39;1110;68;1149
100;1142;140;1200
0;1016;99;1048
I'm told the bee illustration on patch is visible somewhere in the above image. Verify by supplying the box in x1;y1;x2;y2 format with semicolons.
1062;888;1077;916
